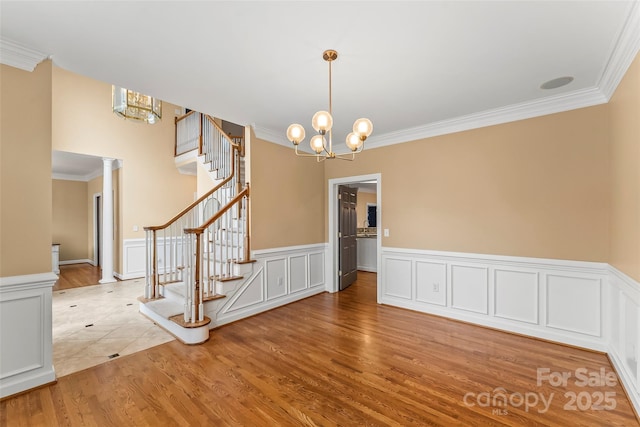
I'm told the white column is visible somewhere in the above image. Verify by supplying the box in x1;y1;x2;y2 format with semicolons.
99;158;116;283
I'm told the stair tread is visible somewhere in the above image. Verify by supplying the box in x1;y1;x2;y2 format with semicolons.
143;298;183;319
211;275;243;282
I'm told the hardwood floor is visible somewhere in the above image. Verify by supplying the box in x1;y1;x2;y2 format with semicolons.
2;272;638;426
53;264;103;291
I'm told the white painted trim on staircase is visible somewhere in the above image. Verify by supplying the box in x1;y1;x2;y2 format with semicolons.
59;259;94;266
212;243;327;327
252;243;327;256
139;304;209;345
0;272;57;399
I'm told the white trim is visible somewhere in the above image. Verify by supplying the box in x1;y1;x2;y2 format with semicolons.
0;272;58;292
599;1;640;100
92;193;101;269
252;243;326;256
0;272;56;399
607;264;640;415
380;247;609;351
58;259;93;266
382;247;609;273
366;88;608;150
52;160;122;183
0;38;48;72
327;174;382;298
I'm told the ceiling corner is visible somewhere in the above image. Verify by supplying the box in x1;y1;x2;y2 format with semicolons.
0;38;49;72
598;1;640;100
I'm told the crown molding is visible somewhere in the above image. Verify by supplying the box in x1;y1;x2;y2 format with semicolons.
599;0;640;101
366;87;608;149
254;85;608;153
52;159;122;182
254;2;639;152
0;38;48;72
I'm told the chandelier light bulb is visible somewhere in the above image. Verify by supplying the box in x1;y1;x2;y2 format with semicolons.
310;135;325;153
345;132;361;151
285;50;372;160
312;111;333;134
353;118;373;139
286;123;305;145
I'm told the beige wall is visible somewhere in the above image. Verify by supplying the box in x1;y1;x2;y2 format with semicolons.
52;180;89;261
52;67;196;240
325;105;610;262
0;61;53;277
356;191;377;228
250;135;324;249
51;67;196;273
608;53;640;282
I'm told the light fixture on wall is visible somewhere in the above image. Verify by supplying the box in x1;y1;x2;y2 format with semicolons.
112;86;162;124
286;50;373;161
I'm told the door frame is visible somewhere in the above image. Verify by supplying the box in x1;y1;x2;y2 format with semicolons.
93;192;102;267
327;173;381;302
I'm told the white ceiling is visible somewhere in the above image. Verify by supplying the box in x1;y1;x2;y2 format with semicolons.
2;1;639;162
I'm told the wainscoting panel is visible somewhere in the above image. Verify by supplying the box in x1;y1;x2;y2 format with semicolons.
381;248;609;352
122;238;146;280
383;258;412;300
309;252;325;288
289;255;307;294
545;273;601;337
494;269;538;324
214;244;327;327
415;261;446;306
607;267;640;414
121;238;186;280
0;273;57;399
266;259;287;301
450;264;488;314
224;269;265;313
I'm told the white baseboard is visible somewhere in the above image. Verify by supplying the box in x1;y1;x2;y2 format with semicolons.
59;259;93;266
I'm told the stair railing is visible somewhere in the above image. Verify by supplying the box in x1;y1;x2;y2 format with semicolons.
175;111;202;156
183;183;251;323
144;115;242;300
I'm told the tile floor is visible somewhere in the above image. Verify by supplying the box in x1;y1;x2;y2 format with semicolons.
53;278;174;377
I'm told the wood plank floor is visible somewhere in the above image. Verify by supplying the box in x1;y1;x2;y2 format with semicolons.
2;272;638;426
53;264;103;291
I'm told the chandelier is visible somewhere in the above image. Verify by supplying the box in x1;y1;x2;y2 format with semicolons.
112;86;162;124
286;50;372;161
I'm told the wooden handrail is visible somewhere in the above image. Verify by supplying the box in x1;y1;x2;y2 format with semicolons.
185;184;250;235
203;114;242;150
144;144;238;232
175;109;198;124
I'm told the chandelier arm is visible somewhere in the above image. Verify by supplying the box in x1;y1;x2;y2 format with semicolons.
333;153;356;161
294;145;325;158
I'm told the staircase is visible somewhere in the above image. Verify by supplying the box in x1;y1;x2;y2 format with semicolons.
140;112;253;344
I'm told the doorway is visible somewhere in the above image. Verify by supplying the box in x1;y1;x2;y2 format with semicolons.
338;185;358;290
328;173;381;300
